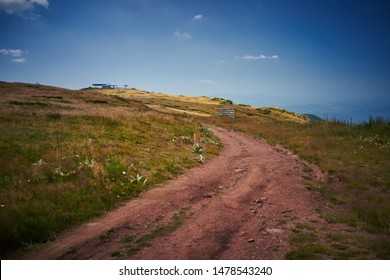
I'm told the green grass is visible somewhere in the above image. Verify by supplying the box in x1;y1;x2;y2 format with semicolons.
0;82;221;257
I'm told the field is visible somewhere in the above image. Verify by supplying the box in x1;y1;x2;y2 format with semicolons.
0;82;220;256
1;82;389;259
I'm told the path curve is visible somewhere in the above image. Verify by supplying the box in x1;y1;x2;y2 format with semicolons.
25;126;324;260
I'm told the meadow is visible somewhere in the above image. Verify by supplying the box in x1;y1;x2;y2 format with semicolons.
0;82;220;256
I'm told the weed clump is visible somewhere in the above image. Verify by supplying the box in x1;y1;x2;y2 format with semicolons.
257;108;271;115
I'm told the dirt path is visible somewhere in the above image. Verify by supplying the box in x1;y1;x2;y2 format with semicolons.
25;126;325;260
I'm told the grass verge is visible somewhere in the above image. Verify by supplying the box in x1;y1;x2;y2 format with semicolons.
202;114;390;258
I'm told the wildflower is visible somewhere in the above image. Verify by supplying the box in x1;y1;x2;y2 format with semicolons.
198;154;206;163
32;159;45;166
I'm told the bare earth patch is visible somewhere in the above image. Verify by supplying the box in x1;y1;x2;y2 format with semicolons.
25;126;326;260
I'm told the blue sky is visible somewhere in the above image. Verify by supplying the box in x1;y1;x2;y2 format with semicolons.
1;0;389;121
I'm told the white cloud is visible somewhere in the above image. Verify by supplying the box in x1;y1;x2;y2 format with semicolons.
241;54;279;60
31;0;48;7
174;31;193;40
243;54;266;60
1;48;27;62
217;60;225;63
192;14;203;20
199;79;218;84
0;48;24;56
12;57;26;63
0;0;49;16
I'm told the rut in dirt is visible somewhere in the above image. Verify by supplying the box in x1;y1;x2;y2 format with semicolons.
25;126;324;260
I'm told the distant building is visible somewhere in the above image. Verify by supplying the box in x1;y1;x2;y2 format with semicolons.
92;83;117;89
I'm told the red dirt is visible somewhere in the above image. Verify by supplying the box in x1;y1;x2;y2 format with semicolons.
25;126;325;260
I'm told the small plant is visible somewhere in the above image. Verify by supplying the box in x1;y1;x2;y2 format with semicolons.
79;156;96;169
304;184;321;191
192;143;203;154
130;173;148;185
212;97;233;104
67;246;77;254
197;154;205;163
278;219;287;225
201;138;214;144
200;125;216;137
257;107;271;115
104;156;127;182
99;234;109;242
52;167;76;182
111;250;122;257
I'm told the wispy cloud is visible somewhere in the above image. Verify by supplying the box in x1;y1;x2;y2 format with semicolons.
192;14;203;20
217;60;225;63
174;31;193;40
0;48;24;56
239;54;279;60
0;0;49;18
12;57;26;63
199;79;218;84
1;48;27;62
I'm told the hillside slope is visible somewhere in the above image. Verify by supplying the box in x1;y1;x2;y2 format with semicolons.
0;82;221;256
1;82;389;259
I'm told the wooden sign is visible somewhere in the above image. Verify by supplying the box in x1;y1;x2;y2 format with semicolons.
218;108;236;118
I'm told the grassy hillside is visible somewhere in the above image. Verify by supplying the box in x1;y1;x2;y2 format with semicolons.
95;87;310;123
96;88;390;258
0;82;221;256
1;82;389;259
103;87;390;258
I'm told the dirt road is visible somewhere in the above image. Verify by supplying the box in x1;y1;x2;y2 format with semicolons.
25;126;324;260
